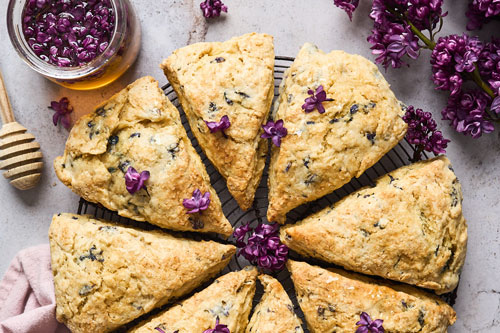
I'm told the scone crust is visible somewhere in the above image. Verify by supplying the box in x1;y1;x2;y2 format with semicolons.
245;274;304;333
130;267;258;333
161;33;274;210
49;213;235;333
268;43;407;223
54;76;232;236
282;156;467;294
288;260;456;333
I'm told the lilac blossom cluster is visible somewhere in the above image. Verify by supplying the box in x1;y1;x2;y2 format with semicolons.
466;0;500;30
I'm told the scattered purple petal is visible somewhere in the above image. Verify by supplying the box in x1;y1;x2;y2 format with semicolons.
333;0;360;20
302;85;334;114
261;119;288;147
183;189;211;214
124;167;150;194
205;115;231;134
356;312;384;333
203;317;230;333
49;97;73;129
200;0;228;19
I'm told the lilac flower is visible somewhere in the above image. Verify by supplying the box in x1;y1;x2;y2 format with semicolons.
200;0;228;18
407;0;447;31
183;189;211;213
491;96;500;114
49;97;73;129
478;38;500;96
368;22;420;69
403;105;449;160
356;312;385;333
233;223;288;271
205;115;231;134
442;89;494;138
333;0;360;20
154;328;165;333
261;120;288;147
302;85;334;114
466;0;500;30
203;317;230;333
431;34;483;95
124;167;150;195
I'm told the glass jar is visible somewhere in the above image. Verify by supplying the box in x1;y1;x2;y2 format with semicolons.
7;0;141;90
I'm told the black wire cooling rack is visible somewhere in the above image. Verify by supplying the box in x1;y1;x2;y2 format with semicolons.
77;56;457;332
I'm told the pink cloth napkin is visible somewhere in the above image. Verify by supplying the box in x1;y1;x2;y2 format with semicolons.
0;244;69;333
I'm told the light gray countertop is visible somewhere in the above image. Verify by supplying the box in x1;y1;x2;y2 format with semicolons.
0;1;498;331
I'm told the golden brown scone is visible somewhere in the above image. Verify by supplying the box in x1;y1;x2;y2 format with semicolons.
282;156;467;294
287;260;456;333
49;213;236;333
161;33;274;210
267;43;407;223
54;76;232;237
130;267;258;333
245;275;304;333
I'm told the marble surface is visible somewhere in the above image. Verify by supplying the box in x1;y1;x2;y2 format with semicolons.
0;0;499;331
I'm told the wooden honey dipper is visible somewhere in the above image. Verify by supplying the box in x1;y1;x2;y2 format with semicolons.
0;70;43;190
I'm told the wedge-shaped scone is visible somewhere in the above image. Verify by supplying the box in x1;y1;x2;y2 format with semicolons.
131;267;258;333
267;43;408;223
288;260;456;333
54;76;232;236
246;275;304;333
282;156;467;294
161;33;274;210
49;213;235;333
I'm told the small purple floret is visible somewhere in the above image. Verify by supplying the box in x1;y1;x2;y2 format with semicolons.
183;189;211;214
333;0;360;20
203;317;230;333
200;0;228;19
205;115;231;133
233;222;288;271
125;167;150;195
49;97;73;129
154;328;165;333
356;312;385;333
261;119;288;147
302;85;334;114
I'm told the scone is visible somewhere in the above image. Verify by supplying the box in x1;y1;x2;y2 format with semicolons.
130;267;258;333
267;43;408;223
54;76;232;237
288;260;456;333
246;275;304;333
49;213;236;333
161;33;274;210
281;156;467;294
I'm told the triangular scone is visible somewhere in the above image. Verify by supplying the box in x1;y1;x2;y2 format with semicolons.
288;260;456;333
130;267;258;333
49;213;236;333
246;275;304;333
282;156;467;294
54;76;232;236
267;43;407;223
161;33;274;210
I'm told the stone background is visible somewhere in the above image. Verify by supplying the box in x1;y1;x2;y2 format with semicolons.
0;1;498;331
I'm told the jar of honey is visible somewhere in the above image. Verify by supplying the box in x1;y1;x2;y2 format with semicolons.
7;0;141;90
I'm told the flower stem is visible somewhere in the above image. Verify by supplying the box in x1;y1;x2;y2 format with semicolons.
471;66;496;99
407;20;436;49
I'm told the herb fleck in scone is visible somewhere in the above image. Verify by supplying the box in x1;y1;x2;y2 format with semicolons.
161;33;275;210
282;156;467;294
267;43;408;223
246;275;304;333
288;260;456;333
49;213;236;333
130;267;258;333
54;76;232;236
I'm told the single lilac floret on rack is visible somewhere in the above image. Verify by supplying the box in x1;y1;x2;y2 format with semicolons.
302;85;334;114
233;223;288;271
200;0;228;19
261;120;288;147
183;189;211;213
49;97;73;129
203;317;230;333
356;312;384;333
124;167;150;195
205;115;231;133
